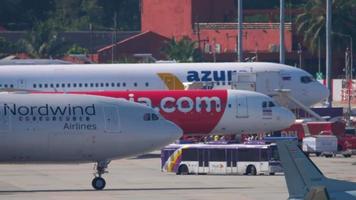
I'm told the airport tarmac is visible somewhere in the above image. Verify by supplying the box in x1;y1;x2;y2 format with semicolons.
0;153;355;200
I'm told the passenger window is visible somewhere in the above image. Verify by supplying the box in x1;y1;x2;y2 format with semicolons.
84;83;88;87
73;83;77;88
123;82;126;87
56;83;59;88
95;83;99;87
105;83;109;87
151;113;159;121
100;83;104;87
62;83;65;88
90;83;94;87
67;83;71;88
33;84;37;88
10;84;14;88
143;113;151;121
145;82;149;87
4;84;8;88
39;84;42;88
117;83;120;87
50;84;54;88
134;82;138;87
44;84;48;88
79;83;82;87
111;83;115;87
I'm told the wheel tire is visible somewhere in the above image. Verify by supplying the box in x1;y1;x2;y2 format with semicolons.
92;177;106;190
177;165;189;175
269;172;275;176
315;152;321;157
246;165;257;176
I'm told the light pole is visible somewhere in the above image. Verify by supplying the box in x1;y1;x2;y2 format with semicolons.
326;0;332;107
280;0;285;64
297;43;302;68
237;0;243;62
333;32;353;79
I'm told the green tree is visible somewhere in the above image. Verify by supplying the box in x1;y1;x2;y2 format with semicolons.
50;0;104;30
296;0;356;54
67;44;89;54
164;37;198;62
17;21;69;58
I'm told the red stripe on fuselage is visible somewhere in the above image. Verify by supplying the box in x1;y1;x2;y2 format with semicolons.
61;90;227;135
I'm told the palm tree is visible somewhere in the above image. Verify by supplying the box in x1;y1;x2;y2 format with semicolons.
18;21;69;58
296;0;356;54
163;36;198;62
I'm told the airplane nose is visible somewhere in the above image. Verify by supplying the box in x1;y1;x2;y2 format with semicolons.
309;82;330;105
278;107;296;129
161;120;183;143
319;84;330;102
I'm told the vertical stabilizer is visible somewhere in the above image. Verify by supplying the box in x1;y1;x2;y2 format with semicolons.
276;141;326;199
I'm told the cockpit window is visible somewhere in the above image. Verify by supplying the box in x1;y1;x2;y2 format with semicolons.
262;101;268;108
143;113;151;121
152;113;159;121
262;101;277;108
282;76;291;81
268;101;275;107
300;76;315;84
143;113;159;121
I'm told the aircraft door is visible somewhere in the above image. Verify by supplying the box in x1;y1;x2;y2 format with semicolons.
236;96;249;118
255;72;281;96
103;106;121;133
16;79;27;89
232;72;256;91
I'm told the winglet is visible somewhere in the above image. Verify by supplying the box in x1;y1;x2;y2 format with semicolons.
157;73;185;90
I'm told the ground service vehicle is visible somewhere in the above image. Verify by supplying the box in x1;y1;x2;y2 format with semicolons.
302;135;338;157
161;143;282;175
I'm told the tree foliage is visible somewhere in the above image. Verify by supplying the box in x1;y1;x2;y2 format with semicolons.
17;22;69;58
163;36;198;62
0;0;141;31
67;44;89;55
296;0;356;54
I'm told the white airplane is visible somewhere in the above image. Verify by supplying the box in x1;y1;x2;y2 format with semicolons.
62;89;296;135
0;62;329;107
277;141;356;200
0;92;182;190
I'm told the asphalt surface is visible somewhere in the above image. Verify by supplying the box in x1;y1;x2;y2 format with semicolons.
0;153;355;200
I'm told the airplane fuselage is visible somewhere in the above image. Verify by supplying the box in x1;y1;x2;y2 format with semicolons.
0;62;329;107
0;93;181;163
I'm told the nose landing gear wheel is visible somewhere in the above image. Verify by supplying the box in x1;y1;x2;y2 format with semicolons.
92;160;110;190
92;177;106;190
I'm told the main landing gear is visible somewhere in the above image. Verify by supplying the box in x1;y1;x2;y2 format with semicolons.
92;160;110;190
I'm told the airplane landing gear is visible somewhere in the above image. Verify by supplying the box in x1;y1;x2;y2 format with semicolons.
92;160;110;190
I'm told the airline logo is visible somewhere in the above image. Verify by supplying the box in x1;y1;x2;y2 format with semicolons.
186;70;236;82
68;90;229;135
2;103;97;131
2;104;96;116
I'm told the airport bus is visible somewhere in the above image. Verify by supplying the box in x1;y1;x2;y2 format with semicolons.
161;143;282;175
